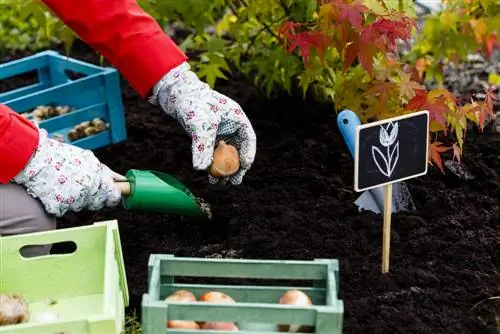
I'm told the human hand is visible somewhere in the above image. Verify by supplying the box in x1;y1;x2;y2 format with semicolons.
150;62;257;185
12;127;125;217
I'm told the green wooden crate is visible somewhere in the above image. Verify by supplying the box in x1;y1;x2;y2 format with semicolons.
141;254;344;334
0;220;129;334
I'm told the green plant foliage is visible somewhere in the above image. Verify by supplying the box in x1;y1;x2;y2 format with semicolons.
138;0;316;96
404;0;500;84
7;0;496;169
0;0;75;53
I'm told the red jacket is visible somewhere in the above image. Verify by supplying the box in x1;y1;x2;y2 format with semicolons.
0;0;187;183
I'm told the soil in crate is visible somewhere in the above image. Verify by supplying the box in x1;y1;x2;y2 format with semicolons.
1;41;499;333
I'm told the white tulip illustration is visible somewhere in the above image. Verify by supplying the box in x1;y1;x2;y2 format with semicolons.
372;121;400;177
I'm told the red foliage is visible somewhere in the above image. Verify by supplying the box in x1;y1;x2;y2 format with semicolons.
276;0;495;173
277;22;334;66
278;1;415;75
405;89;451;132
429;141;451;173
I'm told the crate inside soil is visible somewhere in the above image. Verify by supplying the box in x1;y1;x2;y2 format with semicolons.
141;254;344;334
0;220;129;334
0;50;127;150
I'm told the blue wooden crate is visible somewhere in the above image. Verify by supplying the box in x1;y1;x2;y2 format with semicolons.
0;50;127;150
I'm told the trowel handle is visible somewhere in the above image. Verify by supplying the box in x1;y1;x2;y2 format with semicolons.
115;181;131;196
337;109;362;159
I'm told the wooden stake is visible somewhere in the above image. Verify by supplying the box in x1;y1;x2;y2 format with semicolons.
382;183;393;273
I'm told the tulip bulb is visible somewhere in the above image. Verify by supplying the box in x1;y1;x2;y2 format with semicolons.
208;140;240;177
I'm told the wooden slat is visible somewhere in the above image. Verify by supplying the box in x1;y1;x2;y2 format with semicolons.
160;257;330;280
160;283;327;304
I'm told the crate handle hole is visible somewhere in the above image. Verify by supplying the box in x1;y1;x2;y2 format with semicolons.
19;241;77;259
64;69;87;81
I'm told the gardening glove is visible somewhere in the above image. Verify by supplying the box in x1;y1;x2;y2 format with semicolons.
12;127;125;217
149;61;257;185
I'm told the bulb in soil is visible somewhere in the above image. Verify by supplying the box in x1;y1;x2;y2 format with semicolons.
277;290;314;333
208;140;240;177
0;293;29;326
164;290;199;329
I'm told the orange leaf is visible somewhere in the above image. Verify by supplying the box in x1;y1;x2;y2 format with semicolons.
485;33;498;58
474;88;497;130
427;88;455;103
398;71;423;100
452;143;461;163
405;89;427;110
363;81;399;106
414;58;428;81
429;141;452;173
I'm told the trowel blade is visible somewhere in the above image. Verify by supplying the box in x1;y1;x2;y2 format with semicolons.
354;181;416;214
355;190;381;213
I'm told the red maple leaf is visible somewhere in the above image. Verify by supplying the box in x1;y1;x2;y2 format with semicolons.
370;16;415;51
485;33;498;58
469;87;496;130
405;89;451;131
278;22;334;66
358;26;385;75
331;0;369;31
404;89;427;109
339;24;360;70
344;39;359;71
426;97;450;131
484;86;497;116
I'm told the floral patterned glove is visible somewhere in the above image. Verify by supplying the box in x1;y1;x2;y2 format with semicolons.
12;127;125;217
150;62;257;185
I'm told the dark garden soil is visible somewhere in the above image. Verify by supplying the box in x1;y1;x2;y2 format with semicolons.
1;40;499;334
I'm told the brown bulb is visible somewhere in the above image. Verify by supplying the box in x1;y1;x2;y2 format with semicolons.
0;293;30;326
164;290;200;329
277;290;314;333
208;140;240;177
201;322;239;331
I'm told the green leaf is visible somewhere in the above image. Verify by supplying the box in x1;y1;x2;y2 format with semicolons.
204;37;228;54
195;53;230;87
488;73;500;85
363;0;389;15
59;26;75;54
179;35;195;52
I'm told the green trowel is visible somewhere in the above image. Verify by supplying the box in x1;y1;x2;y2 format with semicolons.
115;169;212;218
114;140;240;218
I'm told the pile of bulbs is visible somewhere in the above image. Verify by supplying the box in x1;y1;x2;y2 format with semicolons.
165;289;314;332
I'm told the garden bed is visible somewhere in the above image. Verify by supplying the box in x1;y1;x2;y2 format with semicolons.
2;41;499;333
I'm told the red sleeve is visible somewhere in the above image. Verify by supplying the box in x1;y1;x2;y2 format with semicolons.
0;105;39;183
41;0;188;98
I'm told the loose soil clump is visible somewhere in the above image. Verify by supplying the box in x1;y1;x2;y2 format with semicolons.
1;41;499;333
